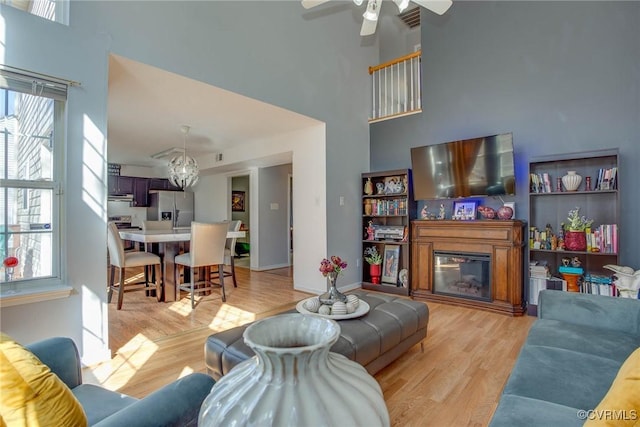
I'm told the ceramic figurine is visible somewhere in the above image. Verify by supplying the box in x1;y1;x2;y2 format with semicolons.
421;205;429;219
603;265;640;298
438;204;446;220
376;182;385;195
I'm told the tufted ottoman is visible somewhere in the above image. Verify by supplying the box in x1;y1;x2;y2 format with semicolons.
204;290;429;380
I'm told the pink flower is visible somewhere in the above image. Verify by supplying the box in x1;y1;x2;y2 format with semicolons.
3;256;18;268
319;256;348;277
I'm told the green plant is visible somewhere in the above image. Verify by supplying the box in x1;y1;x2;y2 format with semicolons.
566;207;593;231
364;247;382;265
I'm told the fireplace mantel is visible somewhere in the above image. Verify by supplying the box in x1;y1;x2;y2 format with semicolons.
411;220;526;316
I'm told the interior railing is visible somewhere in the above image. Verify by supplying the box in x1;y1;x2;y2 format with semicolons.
369;51;422;123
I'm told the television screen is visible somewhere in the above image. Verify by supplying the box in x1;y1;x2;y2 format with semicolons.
410;133;515;200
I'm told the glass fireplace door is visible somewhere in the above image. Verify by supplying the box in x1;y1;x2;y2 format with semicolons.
433;252;491;301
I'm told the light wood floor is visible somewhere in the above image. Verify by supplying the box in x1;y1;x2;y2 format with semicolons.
88;265;535;426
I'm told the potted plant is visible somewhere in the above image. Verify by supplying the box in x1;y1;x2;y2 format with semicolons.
364;247;383;284
564;207;593;251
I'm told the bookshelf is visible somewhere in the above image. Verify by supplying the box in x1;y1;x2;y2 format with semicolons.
528;149;620;314
361;169;416;296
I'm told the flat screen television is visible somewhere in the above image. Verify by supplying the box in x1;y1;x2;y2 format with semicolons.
410;133;515;200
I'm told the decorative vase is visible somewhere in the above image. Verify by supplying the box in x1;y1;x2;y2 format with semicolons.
198;314;390;427
564;230;587;251
319;271;347;304
364;177;374;195
562;171;582;191
370;263;381;284
497;206;514;220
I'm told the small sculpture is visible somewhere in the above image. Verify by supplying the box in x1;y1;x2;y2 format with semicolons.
603;265;640;298
438;204;446;220
420;205;429;219
571;257;582;268
366;221;375;240
376;182;385;195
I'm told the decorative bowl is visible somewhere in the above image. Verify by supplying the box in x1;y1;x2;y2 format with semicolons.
478;206;496;219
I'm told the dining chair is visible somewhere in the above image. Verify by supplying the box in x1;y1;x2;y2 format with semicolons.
107;222;162;310
174;222;228;308
211;220;241;288
141;220;173;284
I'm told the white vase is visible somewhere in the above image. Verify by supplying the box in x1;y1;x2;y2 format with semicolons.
198;314;390;427
562;171;582;191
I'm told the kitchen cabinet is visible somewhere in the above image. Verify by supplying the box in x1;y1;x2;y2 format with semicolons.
133;178;150;207
108;176;135;195
148;178;182;191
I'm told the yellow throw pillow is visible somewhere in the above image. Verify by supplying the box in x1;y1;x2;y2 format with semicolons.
584;347;640;427
0;333;88;427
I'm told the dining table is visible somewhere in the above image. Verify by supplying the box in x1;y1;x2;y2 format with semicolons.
119;227;246;302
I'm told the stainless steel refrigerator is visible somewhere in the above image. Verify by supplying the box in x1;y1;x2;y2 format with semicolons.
147;190;194;228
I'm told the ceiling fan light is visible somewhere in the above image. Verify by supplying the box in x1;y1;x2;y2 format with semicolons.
393;0;410;13
353;0;364;5
362;0;379;21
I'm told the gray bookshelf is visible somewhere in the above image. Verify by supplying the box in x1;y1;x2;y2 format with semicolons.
527;149;620;314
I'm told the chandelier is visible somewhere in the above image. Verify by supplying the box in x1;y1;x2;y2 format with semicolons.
168;125;199;190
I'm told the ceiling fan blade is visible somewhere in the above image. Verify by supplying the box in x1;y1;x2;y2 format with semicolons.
412;0;452;15
301;0;332;9
360;0;381;36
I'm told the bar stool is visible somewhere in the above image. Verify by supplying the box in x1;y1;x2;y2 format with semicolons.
107;222;162;310
211;220;241;288
142;220;173;284
174;222;228;309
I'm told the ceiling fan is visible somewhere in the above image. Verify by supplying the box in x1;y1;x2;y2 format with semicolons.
301;0;452;36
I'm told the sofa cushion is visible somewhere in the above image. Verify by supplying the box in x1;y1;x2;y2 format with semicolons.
72;383;137;425
503;344;621;410
584;346;640;427
527;319;639;363
0;333;88;426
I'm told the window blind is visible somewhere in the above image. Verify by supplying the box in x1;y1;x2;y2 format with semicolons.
0;66;70;101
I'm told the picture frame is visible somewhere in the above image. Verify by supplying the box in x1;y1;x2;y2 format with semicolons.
382;244;401;285
383;176;404;195
452;200;478;220
231;191;245;212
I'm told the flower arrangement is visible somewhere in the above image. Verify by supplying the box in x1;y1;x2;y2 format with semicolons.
566;207;594;231
319;256;348;277
363;247;382;265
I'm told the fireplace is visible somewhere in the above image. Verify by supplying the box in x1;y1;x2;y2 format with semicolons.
411;220;525;316
434;252;491;301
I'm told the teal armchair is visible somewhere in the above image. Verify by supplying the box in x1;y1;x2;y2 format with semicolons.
27;337;215;426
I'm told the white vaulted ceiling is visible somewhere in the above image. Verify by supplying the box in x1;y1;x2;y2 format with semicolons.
107;54;320;169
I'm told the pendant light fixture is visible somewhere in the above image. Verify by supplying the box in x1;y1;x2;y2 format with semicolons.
168;125;199;190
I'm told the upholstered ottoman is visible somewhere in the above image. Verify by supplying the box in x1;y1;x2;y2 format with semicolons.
205;290;429;380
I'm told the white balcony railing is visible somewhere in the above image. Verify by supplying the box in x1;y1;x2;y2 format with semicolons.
369;51;422;123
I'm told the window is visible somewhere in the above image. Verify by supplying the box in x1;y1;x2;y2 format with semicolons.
0;67;66;295
1;0;68;24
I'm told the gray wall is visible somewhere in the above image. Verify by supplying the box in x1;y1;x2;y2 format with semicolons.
71;0;374;289
258;164;292;269
371;1;640;265
2;1;376;359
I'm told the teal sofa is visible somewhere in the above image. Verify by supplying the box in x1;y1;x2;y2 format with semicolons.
490;290;640;426
27;337;215;426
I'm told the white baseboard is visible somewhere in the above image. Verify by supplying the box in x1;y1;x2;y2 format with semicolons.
253;263;291;271
294;281;360;296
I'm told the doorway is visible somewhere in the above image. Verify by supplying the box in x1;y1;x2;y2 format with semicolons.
231;175;250;268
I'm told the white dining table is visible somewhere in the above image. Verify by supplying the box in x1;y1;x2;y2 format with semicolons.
119;228;246;302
